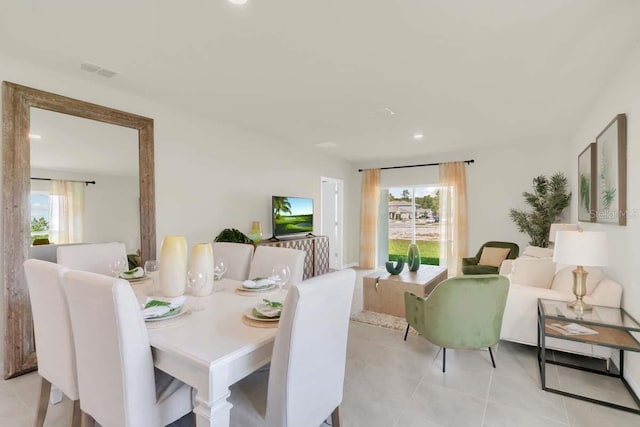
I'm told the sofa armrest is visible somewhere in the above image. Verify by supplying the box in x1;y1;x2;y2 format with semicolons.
499;259;515;276
584;278;622;308
462;256;478;267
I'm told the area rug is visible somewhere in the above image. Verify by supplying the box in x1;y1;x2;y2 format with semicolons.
350;310;418;335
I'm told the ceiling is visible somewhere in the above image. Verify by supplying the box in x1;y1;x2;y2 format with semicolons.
30;108;139;176
3;0;640;163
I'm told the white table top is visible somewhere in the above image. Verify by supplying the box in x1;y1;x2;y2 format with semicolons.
133;278;282;426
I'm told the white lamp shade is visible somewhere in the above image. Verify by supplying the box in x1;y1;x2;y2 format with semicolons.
553;231;609;267
549;223;579;243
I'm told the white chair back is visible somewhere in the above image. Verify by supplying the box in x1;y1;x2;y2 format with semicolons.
248;246;305;286
62;270;158;427
57;242;127;276
265;269;355;427
213;242;254;281
23;259;78;400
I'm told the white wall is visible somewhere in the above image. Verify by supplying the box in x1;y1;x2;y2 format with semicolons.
0;53;358;366
566;44;640;392
30;168;140;251
354;141;570;261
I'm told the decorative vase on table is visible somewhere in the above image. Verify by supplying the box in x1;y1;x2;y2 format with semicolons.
248;221;263;243
190;243;215;297
159;236;188;297
407;243;421;272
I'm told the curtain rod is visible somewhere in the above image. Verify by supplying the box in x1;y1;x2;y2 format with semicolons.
357;159;475;172
30;177;96;186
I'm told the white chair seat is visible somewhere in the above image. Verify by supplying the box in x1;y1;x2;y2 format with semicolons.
248;246;306;286
229;269;355;427
63;270;193;426
213;242;254;281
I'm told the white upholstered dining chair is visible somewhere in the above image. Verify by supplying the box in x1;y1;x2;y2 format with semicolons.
248;245;306;286
56;241;127;276
212;242;254;281
62;270;193;427
23;259;87;427
230;269;356;427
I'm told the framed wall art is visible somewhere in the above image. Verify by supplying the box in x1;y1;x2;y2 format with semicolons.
595;113;627;225
577;143;596;222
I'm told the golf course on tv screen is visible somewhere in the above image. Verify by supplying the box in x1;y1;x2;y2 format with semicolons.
272;196;313;236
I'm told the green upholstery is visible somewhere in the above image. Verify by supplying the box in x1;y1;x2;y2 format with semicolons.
461;241;519;275
404;274;509;371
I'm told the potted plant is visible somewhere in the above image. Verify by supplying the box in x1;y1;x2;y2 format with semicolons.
509;172;571;248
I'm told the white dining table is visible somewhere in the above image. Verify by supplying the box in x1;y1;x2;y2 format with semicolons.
136;278;280;427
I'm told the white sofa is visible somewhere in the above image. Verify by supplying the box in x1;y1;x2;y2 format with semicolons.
499;252;622;358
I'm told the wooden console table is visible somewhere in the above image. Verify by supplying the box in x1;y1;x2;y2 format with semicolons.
363;266;448;318
258;235;330;280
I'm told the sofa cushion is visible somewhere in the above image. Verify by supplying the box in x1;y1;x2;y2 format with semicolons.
509;258;555;289
478;247;511;267
551;266;604;295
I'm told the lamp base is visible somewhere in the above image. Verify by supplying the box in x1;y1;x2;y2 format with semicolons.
567;299;592;312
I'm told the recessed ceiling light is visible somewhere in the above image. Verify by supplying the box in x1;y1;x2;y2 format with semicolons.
413;132;424;140
228;0;247;4
29;134;42;139
315;141;337;148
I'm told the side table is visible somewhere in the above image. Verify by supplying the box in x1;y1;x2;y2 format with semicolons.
363;266;447;318
537;298;640;414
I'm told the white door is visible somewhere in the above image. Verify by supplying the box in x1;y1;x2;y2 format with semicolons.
321;177;343;270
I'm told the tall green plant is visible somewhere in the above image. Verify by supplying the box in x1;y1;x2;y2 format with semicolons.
509;172;571;248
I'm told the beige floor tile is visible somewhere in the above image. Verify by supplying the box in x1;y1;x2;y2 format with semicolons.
564;396;640;427
482;401;569;427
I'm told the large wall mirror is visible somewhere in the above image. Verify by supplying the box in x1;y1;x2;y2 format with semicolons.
2;82;156;378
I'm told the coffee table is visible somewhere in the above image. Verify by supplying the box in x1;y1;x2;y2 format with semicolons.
363;265;448;318
537;298;640;414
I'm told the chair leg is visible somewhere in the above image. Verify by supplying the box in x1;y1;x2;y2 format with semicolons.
80;411;96;427
442;348;446;373
71;400;81;427
34;376;51;427
331;405;341;427
403;324;410;341
489;346;496;368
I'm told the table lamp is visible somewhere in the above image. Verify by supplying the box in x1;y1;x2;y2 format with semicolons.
552;230;608;312
548;223;579;247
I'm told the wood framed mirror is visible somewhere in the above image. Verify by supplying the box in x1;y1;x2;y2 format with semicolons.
2;81;156;378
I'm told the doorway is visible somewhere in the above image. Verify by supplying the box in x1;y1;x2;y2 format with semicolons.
320;177;344;270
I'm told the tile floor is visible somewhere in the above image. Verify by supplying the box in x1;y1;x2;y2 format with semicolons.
1;269;639;426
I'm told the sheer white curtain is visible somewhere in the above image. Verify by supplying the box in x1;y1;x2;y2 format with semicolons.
439;162;468;276
359;169;381;269
49;180;85;244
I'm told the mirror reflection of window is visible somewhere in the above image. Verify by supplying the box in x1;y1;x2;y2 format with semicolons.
29;108;140;252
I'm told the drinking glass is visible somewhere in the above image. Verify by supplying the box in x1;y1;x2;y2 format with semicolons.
187;270;207;295
109;257;127;278
144;260;160;295
271;265;291;291
213;259;227;292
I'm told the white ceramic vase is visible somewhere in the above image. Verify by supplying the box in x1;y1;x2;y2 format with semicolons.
159;236;188;297
190;243;214;297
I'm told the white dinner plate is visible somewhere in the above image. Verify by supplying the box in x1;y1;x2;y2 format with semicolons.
240;283;276;292
244;308;280;322
144;306;186;322
120;274;148;282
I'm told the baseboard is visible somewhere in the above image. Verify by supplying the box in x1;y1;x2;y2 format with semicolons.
341;262;359;269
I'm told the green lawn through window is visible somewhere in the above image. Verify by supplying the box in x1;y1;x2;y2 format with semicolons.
388;239;440;266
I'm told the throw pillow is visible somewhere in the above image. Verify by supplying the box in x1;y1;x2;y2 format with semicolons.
509;258;555;288
478;247;511;267
551;266;604;295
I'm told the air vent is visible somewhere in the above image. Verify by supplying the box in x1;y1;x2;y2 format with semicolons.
80;61;119;78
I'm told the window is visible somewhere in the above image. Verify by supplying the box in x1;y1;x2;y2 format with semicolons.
386;186;440;266
30;191;50;244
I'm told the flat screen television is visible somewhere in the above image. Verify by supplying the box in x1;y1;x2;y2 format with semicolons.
272;196;313;238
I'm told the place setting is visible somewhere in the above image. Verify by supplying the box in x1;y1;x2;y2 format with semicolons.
235;264;290;296
242;298;283;328
142;295;191;328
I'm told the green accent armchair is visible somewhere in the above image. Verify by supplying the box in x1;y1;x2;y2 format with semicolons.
403;274;509;372
462;241;519;275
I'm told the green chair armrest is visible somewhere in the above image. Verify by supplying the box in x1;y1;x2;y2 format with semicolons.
462;257;478;267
